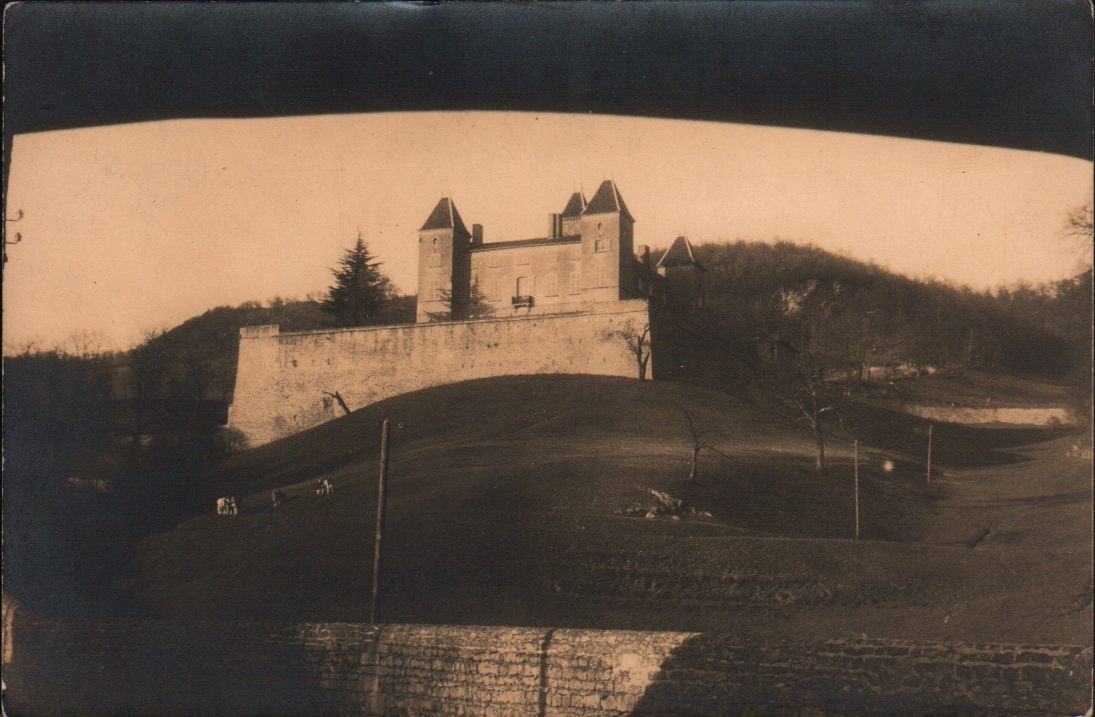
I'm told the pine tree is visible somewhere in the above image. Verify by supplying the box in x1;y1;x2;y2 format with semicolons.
322;234;395;327
426;278;495;322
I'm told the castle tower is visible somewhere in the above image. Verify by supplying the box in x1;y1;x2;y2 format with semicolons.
578;180;636;302
657;235;706;311
417;197;472;323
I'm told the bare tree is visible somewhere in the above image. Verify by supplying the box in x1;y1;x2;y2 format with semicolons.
681;408;713;480
781;353;839;474
603;321;652;381
66;329;112;359
1063;202;1093;270
323;390;352;416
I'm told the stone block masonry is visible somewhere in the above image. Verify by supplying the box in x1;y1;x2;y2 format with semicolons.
3;606;1090;716
228;300;651;447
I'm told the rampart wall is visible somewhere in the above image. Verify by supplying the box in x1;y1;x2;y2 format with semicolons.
3;610;1089;716
228;300;650;447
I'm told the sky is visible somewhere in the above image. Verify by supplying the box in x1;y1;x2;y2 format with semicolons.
4;111;1091;352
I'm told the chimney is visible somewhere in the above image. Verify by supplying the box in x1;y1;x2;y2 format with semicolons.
636;244;650;265
472;224;484;245
548;213;561;239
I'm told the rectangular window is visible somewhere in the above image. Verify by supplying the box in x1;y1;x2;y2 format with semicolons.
569;245;581;262
568;272;582;294
594;239;605;253
516;276;532;296
516;252;530;265
594;265;610;288
429;250;442;268
488;254;502;268
486;280;501;301
544;273;559;296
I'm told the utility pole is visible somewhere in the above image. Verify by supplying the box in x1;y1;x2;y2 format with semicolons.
925;423;933;486
370;418;390;624
853;439;860;540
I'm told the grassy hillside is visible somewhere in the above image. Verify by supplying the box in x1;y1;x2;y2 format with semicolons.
127;375;1090;645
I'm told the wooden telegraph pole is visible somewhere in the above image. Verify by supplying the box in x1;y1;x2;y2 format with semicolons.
853;439;860;540
925;423;933;486
370;418;391;624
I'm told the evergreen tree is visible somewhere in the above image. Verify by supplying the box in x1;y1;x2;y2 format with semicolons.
322;234;395;327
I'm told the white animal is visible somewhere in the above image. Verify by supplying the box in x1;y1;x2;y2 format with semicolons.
315;479;334;496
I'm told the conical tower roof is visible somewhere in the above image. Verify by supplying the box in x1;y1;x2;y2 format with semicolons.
419;197;470;235
657;236;702;268
581;180;633;221
560;191;587;219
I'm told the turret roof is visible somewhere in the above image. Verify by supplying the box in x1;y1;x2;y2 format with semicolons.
581;180;633;221
657;236;703;269
419;197;470;235
560;192;587;218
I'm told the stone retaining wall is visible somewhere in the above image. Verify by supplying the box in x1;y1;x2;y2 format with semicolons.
3;610;1090;716
228;300;650;447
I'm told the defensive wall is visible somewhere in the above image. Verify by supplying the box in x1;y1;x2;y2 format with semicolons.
3;607;1090;716
228;300;651;447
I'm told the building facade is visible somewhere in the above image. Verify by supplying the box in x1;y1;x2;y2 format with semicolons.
415;180;703;323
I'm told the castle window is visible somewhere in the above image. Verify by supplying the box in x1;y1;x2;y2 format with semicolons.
568;245;581;262
486;279;502;300
544;273;559;296
568;272;582;294
429;250;442;267
594;238;606;253
516;276;532;296
517;252;530;265
594;265;610;288
488;254;502;268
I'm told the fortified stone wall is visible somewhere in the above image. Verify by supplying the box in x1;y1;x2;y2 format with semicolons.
228;300;651;447
4;610;1090;716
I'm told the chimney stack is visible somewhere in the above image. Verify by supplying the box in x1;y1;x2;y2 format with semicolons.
637;244;651;265
548;213;561;239
472;224;484;245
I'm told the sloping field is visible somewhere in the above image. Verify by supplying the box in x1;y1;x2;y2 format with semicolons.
128;375;1090;645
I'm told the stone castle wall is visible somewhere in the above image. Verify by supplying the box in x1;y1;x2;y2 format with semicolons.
4;609;1090;716
228;300;651;447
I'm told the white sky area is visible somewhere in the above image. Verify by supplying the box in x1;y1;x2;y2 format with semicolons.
4;111;1091;352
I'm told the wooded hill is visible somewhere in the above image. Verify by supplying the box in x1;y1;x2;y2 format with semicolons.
686;241;1090;381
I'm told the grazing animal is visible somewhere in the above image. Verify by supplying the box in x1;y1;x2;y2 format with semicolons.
272;489;286;508
315;479;334;496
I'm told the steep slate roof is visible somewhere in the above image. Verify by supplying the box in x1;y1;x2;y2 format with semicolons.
560;192;587;218
581;180;633;221
419;197;470;235
657;236;703;269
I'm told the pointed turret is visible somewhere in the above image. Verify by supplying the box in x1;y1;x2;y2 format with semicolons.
657;236;702;269
582;180;633;221
417;197;472;323
419;197;470;236
560;191;587;219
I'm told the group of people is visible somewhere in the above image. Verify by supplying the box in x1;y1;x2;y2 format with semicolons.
215;496;239;515
216;479;335;516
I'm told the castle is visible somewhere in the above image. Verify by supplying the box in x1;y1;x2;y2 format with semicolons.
415;180;704;322
228;181;713;448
